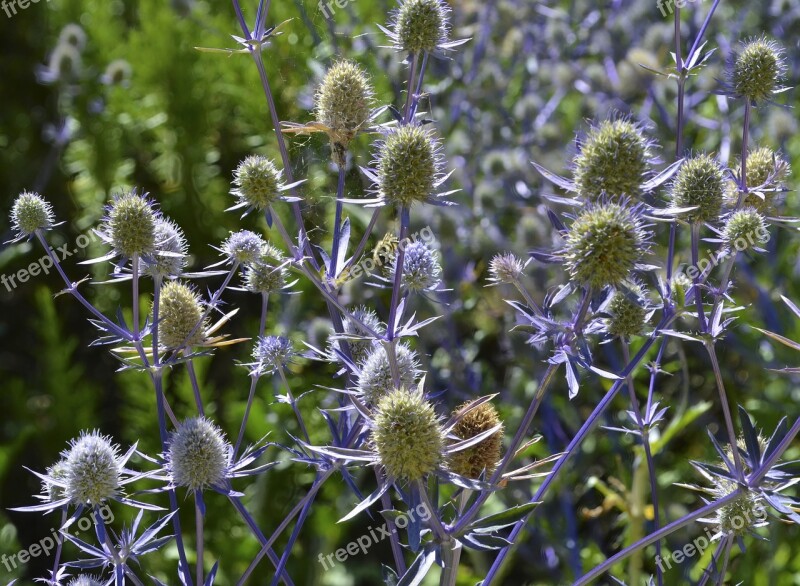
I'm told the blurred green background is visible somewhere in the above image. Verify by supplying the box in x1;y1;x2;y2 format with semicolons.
2;0;800;584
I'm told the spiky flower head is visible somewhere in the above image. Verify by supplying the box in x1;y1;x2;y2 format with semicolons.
606;284;649;338
143;217;188;279
573;119;652;201
329;307;384;365
395;240;441;292
376;125;444;208
251;335;296;375
315;60;374;159
393;0;450;54
63;431;122;505
106;190;158;258
358;344;420;404
712;475;766;537
243;248;289;295
372;388;444;480
68;577;104;586
728;147;791;212
448;402;504;479
168;417;230;491
59;23;87;50
671;154;725;224
48;43;82;81
563;201;647;290
10;190;55;238
42;459;68;503
157;281;206;349
101;59;132;86
723;208;768;252
730;37;786;103
488;253;525;284
231;155;285;211
222;230;266;263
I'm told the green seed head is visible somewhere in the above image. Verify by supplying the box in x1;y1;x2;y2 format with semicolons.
329;306;384;365
394;0;448;54
144;218;188;279
243;249;288;295
157;281;207;349
357;344;419;404
377;126;441;208
729;147;790;212
63;431;121;505
107;191;158;257
231;155;285;211
732;37;785;102
606;284;648;338
671;154;725;224
723;208;767;251
713;476;765;537
10;190;55;237
169;417;230;491
43;459;68;503
315;60;374;152
563;202;646;290
448;402;504;479
573;119;651;201
372;388;444;481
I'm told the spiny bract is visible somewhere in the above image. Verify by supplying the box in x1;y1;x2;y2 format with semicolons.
671;154;725;224
448;402;504;479
63;431;122;505
169;417;230;491
157;281;207;349
377;126;441;208
372;388;444;481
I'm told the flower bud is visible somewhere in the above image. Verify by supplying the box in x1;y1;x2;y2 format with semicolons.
10;190;55;237
671;154;725;224
48;43;82;81
394;0;449;54
372;388;444;480
223;230;266;263
107;190;158;257
394;240;441;292
606;285;648;338
732;37;785;102
723;208;767;252
377;126;442;208
448;402;503;479
64;431;122;505
252;335;296;375
168;417;230;491
489;253;524;284
329;306;384;365
243;252;288;295
43;460;68;503
143;218;188;279
357;344;419;404
157;281;207;349
231;155;285;211
729;147;791;212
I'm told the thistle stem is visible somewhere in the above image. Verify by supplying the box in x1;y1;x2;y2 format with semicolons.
196;496;204;586
704;341;744;479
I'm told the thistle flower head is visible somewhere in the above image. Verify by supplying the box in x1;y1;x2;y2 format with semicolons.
563;200;648;290
222;230;266;263
730;37;786;103
63;431;122;506
329;306;384;365
251;335;296;375
712;476;766;537
729;147;791;212
357;344;420;404
372;388;444;481
375;125;444;208
105;190;158;258
243;249;289;295
488;253;525;284
671;154;725;224
606;283;649;338
394;240;441;292
448;402;504;479
101;59;132;86
168;417;230;491
59;23;87;50
42;459;68;503
157;281;206;349
392;0;450;54
573;119;652;201
143;217;188;279
315;60;374;157
10;190;55;238
723;208;767;252
68;577;104;586
231;155;285;211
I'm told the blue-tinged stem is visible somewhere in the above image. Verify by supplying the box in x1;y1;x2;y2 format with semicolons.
51;508;67;579
403;53;420;123
132;254;141;342
751;413;800;484
277;365;310;443
329;165;346;282
705;341;744;478
377;469;406;574
267;473;319;586
345;208;382;270
186;361;205;416
386;207;410;386
195;496;204;586
234;293;269;458
690;223;708;332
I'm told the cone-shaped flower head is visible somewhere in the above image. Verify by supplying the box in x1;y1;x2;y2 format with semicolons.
723;208;767;252
448;402;504;479
252;335;296;375
573;119;652;201
10;191;55;238
243;245;288;295
358;344;419;404
231;155;285;211
730;147;791;212
731;37;786;103
393;0;450;54
394;240;441;292
376;125;443;208
671;154;725;224
712;476;766;537
43;459;68;503
222;230;266;264
143;217;188;279
106;190;158;258
563;201;648;290
315;60;374;155
168;417;230;491
330;306;384;365
157;281;206;349
63;431;122;506
372;388;444;480
68;577;104;586
606;284;649;338
488;253;524;284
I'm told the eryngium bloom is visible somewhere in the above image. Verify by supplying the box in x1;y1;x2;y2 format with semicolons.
222;230;266;263
606;284;649;338
448;402;504;479
730;37;786;103
375;125;445;208
394;240;442;292
143;217;188;279
315;60;374;156
43;460;68;503
723;208;768;252
727;147;791;212
573;119;652;201
488;253;524;284
10;191;55;238
671;154;725;224
105;190;158;258
372;388;444;481
68;577;104;586
563;201;648;290
168;417;230;491
231;155;285;211
329;306;384;365
251;335;296;376
357;344;420;404
157;281;207;349
392;0;450;54
63;432;122;505
243;249;289;295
